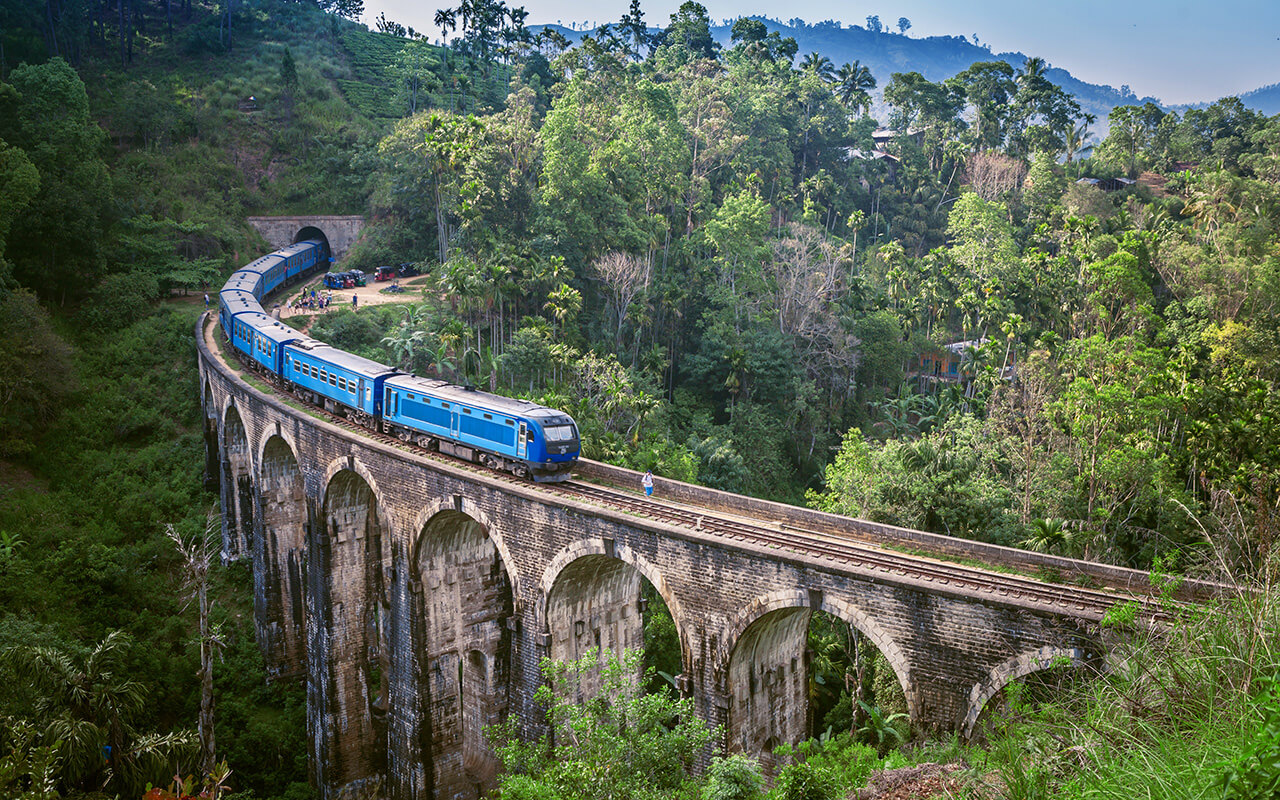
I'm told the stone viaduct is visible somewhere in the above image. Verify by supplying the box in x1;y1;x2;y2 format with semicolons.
198;318;1192;800
200;213;1192;798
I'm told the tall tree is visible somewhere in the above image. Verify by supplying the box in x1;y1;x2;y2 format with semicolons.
0;58;111;303
834;60;876;117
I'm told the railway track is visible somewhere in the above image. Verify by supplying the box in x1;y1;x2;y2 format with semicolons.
210;316;1168;622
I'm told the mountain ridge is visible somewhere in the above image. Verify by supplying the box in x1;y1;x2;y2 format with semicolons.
534;16;1278;132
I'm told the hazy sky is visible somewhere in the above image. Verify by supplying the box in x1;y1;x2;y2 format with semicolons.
362;0;1280;105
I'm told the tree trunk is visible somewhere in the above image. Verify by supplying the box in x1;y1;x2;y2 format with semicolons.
198;577;216;774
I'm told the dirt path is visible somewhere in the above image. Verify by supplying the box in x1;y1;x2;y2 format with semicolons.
272;278;425;332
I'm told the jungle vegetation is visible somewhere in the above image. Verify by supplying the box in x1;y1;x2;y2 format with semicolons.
1;0;1280;797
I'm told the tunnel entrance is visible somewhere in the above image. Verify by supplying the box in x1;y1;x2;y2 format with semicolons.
294;226;332;265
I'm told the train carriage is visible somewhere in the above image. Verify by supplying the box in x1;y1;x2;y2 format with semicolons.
277;240;324;285
236;255;284;299
223;271;266;301
214;238;579;481
382;374;579;481
219;290;259;345
246;316;307;375
282;341;398;425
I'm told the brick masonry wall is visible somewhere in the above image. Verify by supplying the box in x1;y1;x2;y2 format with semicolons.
199;316;1109;800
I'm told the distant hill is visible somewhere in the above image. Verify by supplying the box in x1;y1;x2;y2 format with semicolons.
531;18;1182;139
1177;82;1280;116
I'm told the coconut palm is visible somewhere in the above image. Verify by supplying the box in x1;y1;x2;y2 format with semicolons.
800;51;834;83
1064;119;1093;163
835;60;876;116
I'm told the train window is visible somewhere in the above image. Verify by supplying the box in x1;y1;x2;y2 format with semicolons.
311;366;318;379
505;419;514;426
293;361;300;372
483;413;492;420
329;374;337;386
441;402;450;408
407;393;415;400
462;408;471;414
338;377;346;391
544;425;575;442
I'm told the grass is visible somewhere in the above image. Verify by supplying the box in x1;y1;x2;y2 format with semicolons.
969;582;1280;799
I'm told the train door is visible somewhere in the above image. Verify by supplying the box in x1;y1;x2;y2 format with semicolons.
450;408;461;440
516;421;527;459
359;378;368;414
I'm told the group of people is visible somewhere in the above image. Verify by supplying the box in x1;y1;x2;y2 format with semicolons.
291;289;334;312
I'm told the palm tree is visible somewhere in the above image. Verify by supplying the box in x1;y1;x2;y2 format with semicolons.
835;60;876;116
1020;518;1074;554
3;631;194;793
800;51;834;83
1018;55;1047;89
1064;118;1093;163
382;323;430;372
543;283;582;341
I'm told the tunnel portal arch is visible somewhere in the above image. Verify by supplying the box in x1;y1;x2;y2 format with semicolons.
294;226;332;264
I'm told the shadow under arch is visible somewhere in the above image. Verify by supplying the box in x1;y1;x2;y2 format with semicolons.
538;539;686;700
221;401;254;561
316;462;392;795
255;433;308;677
961;646;1088;739
537;538;685;638
408;499;515;800
718;590;917;768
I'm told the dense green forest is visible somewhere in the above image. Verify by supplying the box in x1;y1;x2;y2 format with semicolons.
2;0;1280;796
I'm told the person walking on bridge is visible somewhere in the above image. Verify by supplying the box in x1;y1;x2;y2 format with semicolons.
642;470;654;497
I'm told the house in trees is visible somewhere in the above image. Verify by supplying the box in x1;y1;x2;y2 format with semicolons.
908;338;1014;390
872;126;927;147
1075;176;1135;192
843;146;901;181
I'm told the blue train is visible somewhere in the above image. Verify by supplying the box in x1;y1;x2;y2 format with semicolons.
216;240;580;482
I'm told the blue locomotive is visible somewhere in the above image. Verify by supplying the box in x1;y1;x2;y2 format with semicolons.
216;239;580;482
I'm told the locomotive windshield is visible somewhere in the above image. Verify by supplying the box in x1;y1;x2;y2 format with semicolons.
543;424;577;442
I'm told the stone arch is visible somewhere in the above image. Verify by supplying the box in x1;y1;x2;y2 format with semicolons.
220;402;254;561
317;464;392;795
409;496;516;599
722;593;812;771
818;596;918;723
407;501;515;799
254;434;308;678
294;225;331;263
719;590;916;770
539;539;681;701
538;538;685;637
961;646;1087;738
